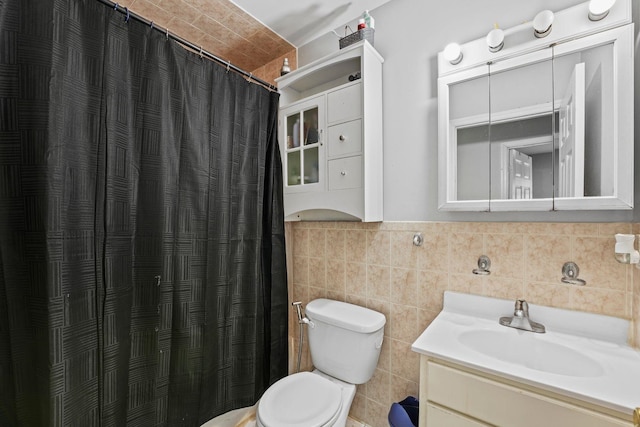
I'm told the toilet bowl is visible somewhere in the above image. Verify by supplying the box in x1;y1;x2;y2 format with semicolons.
256;299;385;427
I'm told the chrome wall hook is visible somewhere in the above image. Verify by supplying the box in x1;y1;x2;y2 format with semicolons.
561;262;586;286
473;255;491;275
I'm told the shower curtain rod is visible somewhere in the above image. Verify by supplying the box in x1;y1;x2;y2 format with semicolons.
96;0;278;92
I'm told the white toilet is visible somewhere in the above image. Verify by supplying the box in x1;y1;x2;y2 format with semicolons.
257;298;386;427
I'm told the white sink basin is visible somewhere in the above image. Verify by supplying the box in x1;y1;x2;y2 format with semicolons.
412;292;640;415
458;329;604;377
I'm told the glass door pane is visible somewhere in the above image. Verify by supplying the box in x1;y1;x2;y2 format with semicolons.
303;147;319;184
282;96;323;191
286;112;301;149
553;42;614;198
489;58;554;202
287;151;301;186
303;107;319;145
449;72;490;201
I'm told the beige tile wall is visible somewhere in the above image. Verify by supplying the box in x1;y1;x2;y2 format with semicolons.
288;221;637;427
114;0;296;85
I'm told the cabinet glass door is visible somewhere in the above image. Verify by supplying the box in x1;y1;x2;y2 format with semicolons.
283;97;323;191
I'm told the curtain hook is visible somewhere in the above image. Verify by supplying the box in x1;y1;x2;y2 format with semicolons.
166;27;169;40
199;46;203;59
114;3;119;11
150;21;154;30
226;60;231;73
247;72;252;83
124;7;130;23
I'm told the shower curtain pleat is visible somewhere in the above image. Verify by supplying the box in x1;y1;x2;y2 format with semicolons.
0;1;288;426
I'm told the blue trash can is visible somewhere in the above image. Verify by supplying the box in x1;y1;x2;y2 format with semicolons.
388;396;419;427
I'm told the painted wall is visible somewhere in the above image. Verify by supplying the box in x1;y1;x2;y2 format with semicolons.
298;0;639;222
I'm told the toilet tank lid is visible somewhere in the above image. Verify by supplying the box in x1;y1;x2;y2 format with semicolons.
306;299;386;333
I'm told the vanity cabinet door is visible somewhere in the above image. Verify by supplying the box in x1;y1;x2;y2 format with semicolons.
281;96;325;194
425;361;631;427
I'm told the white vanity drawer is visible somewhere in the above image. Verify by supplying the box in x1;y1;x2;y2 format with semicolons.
328;119;362;158
426;361;630;427
426;403;488;427
327;83;362;124
328;156;362;190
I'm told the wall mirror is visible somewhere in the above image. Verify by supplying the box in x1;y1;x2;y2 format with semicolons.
438;0;633;212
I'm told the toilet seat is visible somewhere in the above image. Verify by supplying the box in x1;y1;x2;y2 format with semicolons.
257;371;342;427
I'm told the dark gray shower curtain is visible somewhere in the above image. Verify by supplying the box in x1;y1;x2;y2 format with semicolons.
0;1;288;426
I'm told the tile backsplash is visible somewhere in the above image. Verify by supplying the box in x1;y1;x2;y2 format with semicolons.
286;221;637;427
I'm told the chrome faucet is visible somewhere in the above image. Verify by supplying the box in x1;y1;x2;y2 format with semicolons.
499;299;545;333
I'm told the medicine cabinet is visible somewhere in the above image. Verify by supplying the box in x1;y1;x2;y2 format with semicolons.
438;0;634;211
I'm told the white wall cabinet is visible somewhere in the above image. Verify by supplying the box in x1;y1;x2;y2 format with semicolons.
276;41;383;222
419;357;634;427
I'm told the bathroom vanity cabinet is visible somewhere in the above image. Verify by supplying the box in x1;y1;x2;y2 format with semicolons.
275;41;383;221
412;292;640;427
419;357;633;427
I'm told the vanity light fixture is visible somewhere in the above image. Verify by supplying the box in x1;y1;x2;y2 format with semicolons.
588;0;616;21
533;10;554;38
443;43;463;65
614;234;640;265
486;26;505;52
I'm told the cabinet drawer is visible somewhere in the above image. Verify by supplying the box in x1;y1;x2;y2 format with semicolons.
427;362;630;427
426;403;488;427
328;156;362;190
327;83;362;124
328;119;362;158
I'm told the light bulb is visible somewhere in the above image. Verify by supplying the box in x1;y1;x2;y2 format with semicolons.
443;43;463;65
486;28;504;52
533;10;554;38
589;0;616;21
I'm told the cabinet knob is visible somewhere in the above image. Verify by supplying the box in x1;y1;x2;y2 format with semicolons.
340;171;347;176
339;135;347;142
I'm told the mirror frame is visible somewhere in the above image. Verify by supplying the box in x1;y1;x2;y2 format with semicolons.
437;0;634;212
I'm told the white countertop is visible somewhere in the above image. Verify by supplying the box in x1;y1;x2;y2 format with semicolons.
411;291;640;415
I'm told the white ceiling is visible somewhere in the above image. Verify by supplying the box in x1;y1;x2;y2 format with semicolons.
231;0;394;47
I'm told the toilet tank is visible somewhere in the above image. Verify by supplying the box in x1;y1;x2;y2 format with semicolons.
306;299;386;385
